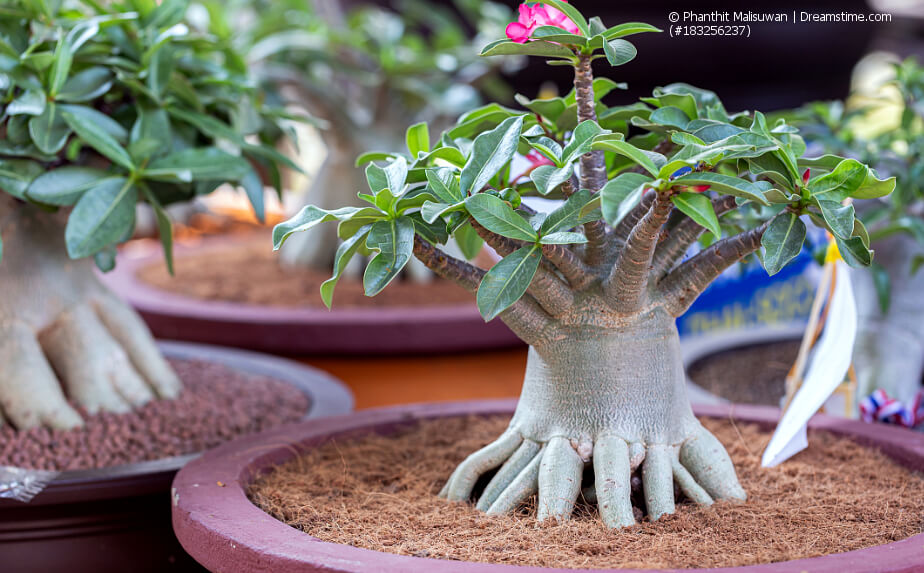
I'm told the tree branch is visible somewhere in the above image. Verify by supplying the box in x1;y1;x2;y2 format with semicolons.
611;191;655;244
650;195;739;278
470;221;575;316
574;54;606;192
561;179;608;266
657;222;768;317
412;238;554;345
603;193;673;313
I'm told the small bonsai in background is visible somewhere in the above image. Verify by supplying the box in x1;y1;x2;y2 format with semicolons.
275;1;893;526
794;57;924;406
226;0;515;271
0;0;292;429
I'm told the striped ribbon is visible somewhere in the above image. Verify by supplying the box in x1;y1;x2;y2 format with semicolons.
859;389;924;429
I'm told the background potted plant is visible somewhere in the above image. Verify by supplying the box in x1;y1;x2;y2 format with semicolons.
0;1;351;569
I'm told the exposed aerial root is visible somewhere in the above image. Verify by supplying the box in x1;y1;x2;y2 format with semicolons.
439;424;745;528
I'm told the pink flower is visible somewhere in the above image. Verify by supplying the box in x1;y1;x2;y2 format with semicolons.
505;2;581;44
526;149;554;167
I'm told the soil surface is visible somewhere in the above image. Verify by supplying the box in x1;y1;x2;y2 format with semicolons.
249;415;924;570
137;231;479;308
0;359;309;471
687;340;800;406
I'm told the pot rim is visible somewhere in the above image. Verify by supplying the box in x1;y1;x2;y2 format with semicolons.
2;340;353;508
171;399;924;573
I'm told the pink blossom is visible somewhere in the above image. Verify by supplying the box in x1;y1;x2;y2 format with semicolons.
526;149;554;167
505;2;581;44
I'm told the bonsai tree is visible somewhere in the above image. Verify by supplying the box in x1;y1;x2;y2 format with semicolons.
794;57;924;405
274;1;893;526
229;0;515;271
0;0;293;429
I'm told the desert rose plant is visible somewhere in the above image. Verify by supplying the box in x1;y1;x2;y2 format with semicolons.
0;0;293;429
794;57;924;405
274;1;894;526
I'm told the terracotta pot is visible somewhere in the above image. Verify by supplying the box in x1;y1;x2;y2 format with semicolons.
0;341;353;573
101;237;521;356
171;399;924;573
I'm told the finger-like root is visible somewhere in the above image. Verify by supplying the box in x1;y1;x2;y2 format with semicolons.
39;305;153;414
441;424;745;528
0;321;83;430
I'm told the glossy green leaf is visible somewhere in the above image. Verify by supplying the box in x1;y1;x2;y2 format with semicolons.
460;115;523;195
57;67;113;102
29;103;71;154
835;234;873;268
406;122;430;157
603;22;662;39
815;199;855;240
649;106;691;130
809;158;868;201
59;104;128;142
366;157;408;196
146;148;250;182
142;185;174;275
535;0;590;35
454;223;484;260
65;177;136;259
8;89;46;116
671;172;770;205
273;205;363;249
363;217;415;296
480;39;575;60
562;120;605;163
540;231;587;244
592;138;662;176
851;169;896;200
0;159;44;199
26;167;108;206
321;226;371;308
603;38;636;67
477;245;541;321
465;192;537;241
671;192;721;238
761;212;806;275
600;172;652;226
530;164;573;195
63;109;134;170
425;168;463;204
531;26;587;46
540;188;594;234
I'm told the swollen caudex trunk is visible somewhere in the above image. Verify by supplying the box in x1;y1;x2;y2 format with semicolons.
0;198;180;430
440;308;747;528
851;233;924;404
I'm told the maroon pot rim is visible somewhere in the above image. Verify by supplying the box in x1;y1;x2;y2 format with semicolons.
171;400;924;573
1;340;353;509
101;236;522;355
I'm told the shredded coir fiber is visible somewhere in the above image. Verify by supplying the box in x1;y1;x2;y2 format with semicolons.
138;231;479;308
248;415;924;569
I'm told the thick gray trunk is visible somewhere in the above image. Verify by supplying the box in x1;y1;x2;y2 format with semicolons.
851;233;924;404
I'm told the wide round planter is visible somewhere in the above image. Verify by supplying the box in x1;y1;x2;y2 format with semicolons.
0;341;353;573
172;399;924;573
101;236;522;356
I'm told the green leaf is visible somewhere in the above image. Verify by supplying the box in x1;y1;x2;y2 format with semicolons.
851;169;896;200
531;26;587;46
29;103;71;154
425;168;463;204
460;115;523;195
63;108;134;170
355;151;397;166
592;138;663;176
240;169;265;223
321;226;371;308
562;120;606;163
366;157;408;196
815;199;855;240
480;39;575;60
871;262;891;314
406;122;430;157
465;193;537;241
145;148;250;182
671;172;770;205
57;67;112;102
421;200;464;223
603;22;662;39
835;234;873;268
603;39;636;67
142;186;174;275
454;223;484;260
530;164;573;195
363;217;415;296
273;205;363;249
671;192;721;238
8;89;46;116
477;245;542;321
540;231;587;245
26;167;108;206
65;177;136;259
0;159;44;199
649;106;691;130
761;212;806;276
540;188;594;234
600;172;652;226
59;104;128;142
49;20;100;97
535;0;590;35
809;158;868;201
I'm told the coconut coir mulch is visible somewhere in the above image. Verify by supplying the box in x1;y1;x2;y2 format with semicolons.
137;231;477;308
0;359;309;471
249;415;924;570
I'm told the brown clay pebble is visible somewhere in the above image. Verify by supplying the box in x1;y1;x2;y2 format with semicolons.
137;231;488;308
0;359;309;471
248;415;924;570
